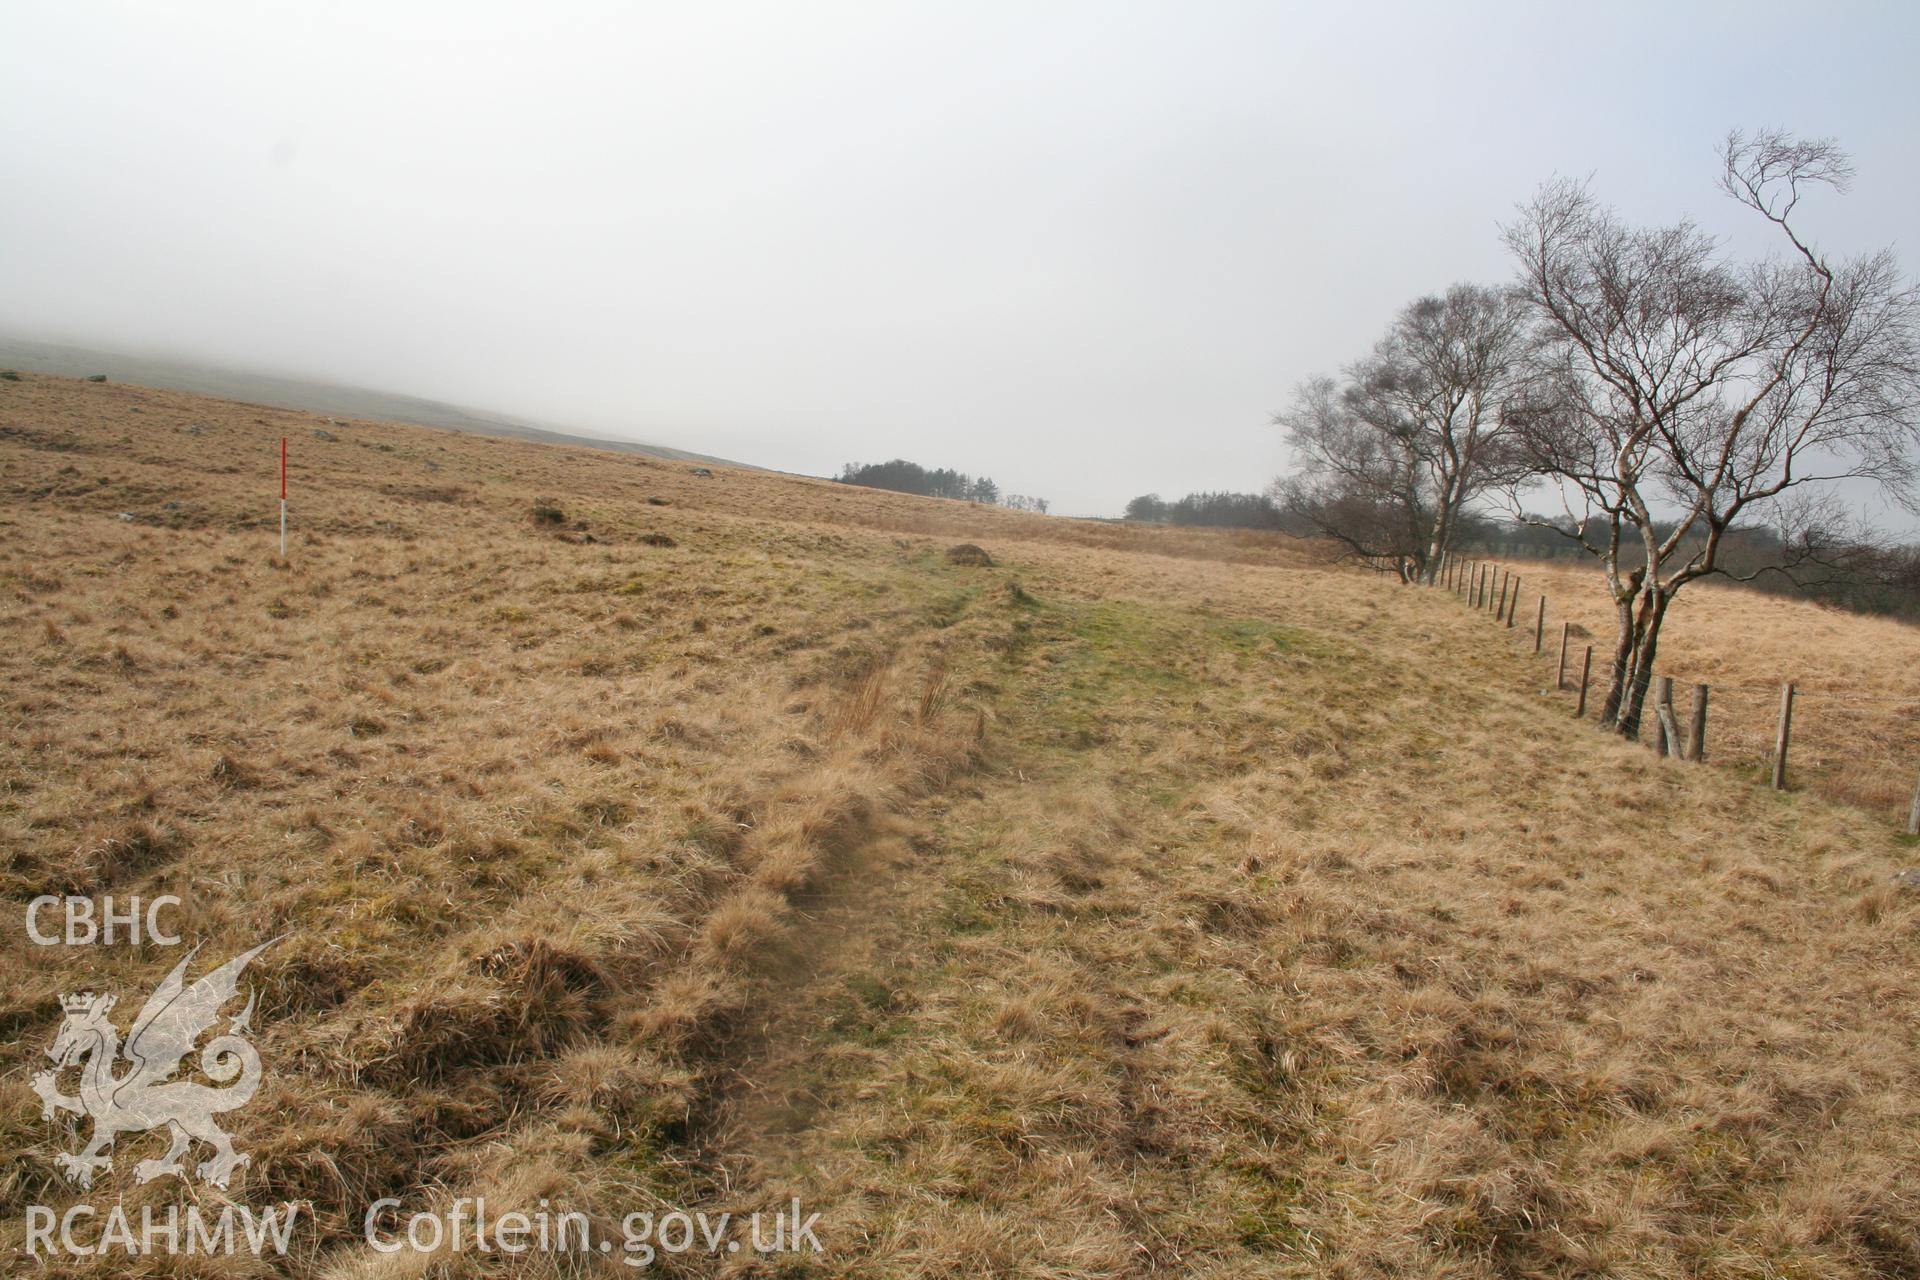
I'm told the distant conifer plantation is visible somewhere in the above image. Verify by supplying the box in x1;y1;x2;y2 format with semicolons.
838;459;999;503
838;460;1048;513
1122;491;1286;530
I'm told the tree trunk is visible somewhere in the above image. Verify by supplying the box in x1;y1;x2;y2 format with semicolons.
1423;498;1456;586
1598;594;1637;728
1615;589;1669;741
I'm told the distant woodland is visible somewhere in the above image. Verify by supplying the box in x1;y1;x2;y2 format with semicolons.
838;459;1048;513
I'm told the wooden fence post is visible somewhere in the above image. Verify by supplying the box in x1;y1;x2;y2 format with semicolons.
1771;682;1795;790
1648;676;1668;754
1555;621;1569;686
1494;573;1507;618
1687;683;1708;762
1575;646;1592;718
1507;579;1520;628
1533;596;1545;652
1651;677;1680;758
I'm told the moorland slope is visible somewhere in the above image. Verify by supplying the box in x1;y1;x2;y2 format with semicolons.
3;375;1918;1278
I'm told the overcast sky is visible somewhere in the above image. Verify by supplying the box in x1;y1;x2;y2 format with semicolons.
3;2;1917;517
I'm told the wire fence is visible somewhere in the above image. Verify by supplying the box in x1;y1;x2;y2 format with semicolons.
1366;551;1920;833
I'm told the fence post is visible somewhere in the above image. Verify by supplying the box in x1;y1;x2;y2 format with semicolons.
1648;676;1671;755
1771;682;1795;790
1575;646;1592;718
1653;677;1681;758
1494;572;1507;618
1533;596;1545;652
1681;682;1706;762
1556;621;1569;687
1506;578;1520;628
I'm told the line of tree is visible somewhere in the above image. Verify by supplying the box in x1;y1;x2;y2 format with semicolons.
1122;491;1290;529
837;459;1047;513
1270;129;1920;742
1460;515;1920;620
839;459;998;503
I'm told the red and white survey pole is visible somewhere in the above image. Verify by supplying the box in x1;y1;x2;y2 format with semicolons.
279;436;288;559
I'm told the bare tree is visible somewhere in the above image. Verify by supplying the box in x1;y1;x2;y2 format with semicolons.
1504;130;1920;737
1272;375;1430;578
1274;284;1531;582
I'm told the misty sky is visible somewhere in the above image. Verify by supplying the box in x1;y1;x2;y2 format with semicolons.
4;2;1918;518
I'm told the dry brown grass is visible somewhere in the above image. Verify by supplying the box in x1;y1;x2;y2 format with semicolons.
1454;556;1920;819
2;373;1919;1277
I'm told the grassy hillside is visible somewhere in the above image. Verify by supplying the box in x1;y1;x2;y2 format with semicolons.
4;374;1919;1278
1458;556;1920;822
0;335;743;467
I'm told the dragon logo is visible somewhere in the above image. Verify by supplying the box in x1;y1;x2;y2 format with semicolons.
31;939;279;1190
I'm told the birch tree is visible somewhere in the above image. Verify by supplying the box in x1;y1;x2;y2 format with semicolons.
1274;284;1530;582
1504;130;1920;737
